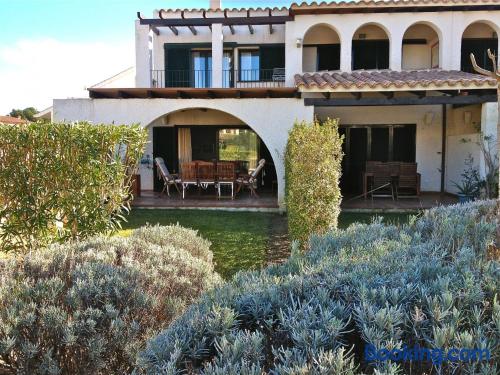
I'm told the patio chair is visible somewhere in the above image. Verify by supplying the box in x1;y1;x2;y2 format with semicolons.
370;163;395;201
236;159;266;198
363;161;382;199
180;162;198;199
396;162;421;197
154;157;181;197
216;162;236;199
197;161;216;191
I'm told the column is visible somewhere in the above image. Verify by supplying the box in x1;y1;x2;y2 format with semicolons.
389;31;403;71
479;102;499;178
211;23;223;88
340;37;352;71
135;20;152;88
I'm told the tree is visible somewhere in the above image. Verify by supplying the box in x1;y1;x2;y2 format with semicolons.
8;107;38;121
470;49;500;248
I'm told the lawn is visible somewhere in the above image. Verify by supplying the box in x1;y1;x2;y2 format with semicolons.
119;209;413;278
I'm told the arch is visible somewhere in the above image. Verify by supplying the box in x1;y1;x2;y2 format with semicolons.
351;22;391;70
302;23;342;72
145;107;280;200
402;21;442;70
460;21;498;72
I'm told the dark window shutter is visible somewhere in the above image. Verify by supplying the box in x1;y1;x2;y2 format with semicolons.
317;44;340;70
165;46;191;87
260;45;285;80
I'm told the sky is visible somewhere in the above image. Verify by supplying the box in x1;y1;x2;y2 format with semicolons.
0;0;292;115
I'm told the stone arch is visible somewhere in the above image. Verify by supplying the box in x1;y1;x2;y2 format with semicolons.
302;23;342;72
144;106;281;202
460;20;499;72
402;21;442;69
351;22;391;70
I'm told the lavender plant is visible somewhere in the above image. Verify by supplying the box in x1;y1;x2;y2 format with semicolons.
0;225;221;374
136;201;498;374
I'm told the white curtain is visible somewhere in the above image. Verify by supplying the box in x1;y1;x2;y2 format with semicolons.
178;128;192;168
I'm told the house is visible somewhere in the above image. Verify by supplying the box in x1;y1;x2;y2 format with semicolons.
52;0;499;210
0;116;28;125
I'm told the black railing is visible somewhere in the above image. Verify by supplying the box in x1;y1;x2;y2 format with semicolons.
152;69;212;88
151;68;286;88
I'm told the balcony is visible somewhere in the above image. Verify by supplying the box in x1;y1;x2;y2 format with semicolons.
151;68;286;89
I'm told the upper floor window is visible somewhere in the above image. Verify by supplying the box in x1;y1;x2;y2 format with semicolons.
461;22;498;73
302;24;340;72
352;24;389;70
402;23;440;70
239;50;260;81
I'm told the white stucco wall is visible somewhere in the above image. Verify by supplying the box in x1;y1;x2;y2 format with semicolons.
53;98;314;208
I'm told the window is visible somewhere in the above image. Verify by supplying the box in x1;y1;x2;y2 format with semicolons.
317;45;341;70
239;50;260;81
352;40;389;70
218;129;259;170
191;51;212;88
222;51;233;88
461;39;498;73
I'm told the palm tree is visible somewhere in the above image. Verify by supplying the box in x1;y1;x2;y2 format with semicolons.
470;49;499;247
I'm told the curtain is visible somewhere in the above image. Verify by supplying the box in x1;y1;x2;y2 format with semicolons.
178;128;192;168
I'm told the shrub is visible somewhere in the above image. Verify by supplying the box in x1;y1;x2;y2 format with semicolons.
136;201;499;374
0;121;147;253
285;118;344;245
0;225;221;374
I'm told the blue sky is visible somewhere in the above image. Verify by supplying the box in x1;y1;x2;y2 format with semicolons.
0;0;292;114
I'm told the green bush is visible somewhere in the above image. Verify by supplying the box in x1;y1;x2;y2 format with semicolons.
0;121;147;253
285;118;344;244
0;225;221;374
136;201;499;374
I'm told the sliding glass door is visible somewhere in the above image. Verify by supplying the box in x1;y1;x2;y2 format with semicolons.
341;124;416;193
192;51;212;88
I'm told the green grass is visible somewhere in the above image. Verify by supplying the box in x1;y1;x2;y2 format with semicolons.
119;209;413;278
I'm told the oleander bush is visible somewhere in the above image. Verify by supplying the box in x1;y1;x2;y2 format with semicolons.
0;121;147;253
0;225;221;374
285;118;344;245
136;201;499;375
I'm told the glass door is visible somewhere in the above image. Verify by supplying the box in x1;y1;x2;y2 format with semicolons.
192;51;212;88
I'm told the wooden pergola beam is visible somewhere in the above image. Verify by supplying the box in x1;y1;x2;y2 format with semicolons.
140;15;293;27
304;94;497;106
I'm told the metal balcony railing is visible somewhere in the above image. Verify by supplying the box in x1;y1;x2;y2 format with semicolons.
151;68;286;89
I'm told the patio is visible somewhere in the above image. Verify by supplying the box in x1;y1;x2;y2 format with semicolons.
132;191;457;213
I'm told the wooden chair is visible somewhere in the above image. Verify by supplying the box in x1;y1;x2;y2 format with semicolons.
197;161;216;191
180;162;198;199
370;163;395;201
363;161;381;199
216;162;236;199
154;157;181;197
236;159;266;198
397;162;421;197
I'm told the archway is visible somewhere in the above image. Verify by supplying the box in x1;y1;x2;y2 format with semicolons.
402;22;441;70
461;21;498;72
147;108;278;200
302;24;341;72
352;23;390;70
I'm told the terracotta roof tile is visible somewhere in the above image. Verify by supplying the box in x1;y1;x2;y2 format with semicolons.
295;70;497;90
291;0;499;10
0;116;28;125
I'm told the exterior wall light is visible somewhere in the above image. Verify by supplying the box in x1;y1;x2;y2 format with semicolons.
296;38;302;48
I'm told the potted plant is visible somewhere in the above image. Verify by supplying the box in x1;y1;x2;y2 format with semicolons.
452;155;480;203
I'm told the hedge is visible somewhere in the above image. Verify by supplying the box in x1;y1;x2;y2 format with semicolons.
136;201;499;374
0;225;221;374
285;118;344;245
0;121;147;253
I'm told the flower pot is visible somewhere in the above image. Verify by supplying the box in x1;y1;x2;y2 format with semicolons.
457;193;474;203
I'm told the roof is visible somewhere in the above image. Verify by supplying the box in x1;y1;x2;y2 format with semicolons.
90;67;135;89
34;107;53;120
290;0;500;12
88;87;299;99
295;70;498;92
0;116;28;125
145;0;499;16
